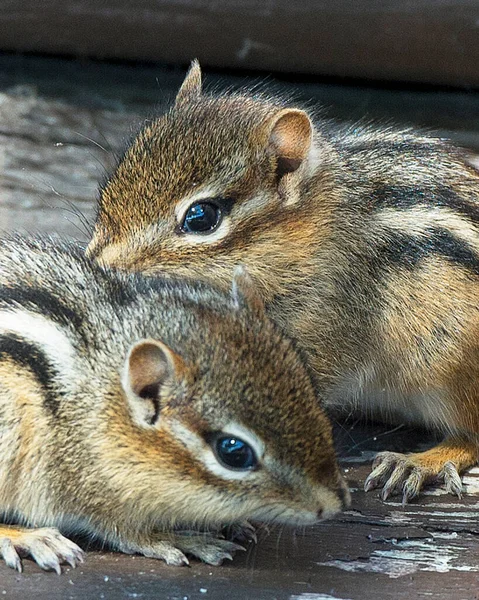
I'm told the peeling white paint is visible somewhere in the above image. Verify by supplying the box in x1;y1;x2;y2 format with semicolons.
289;595;353;600
236;38;275;60
462;475;479;494
384;506;479;528
319;556;418;578
383;511;416;525
317;536;479;579
431;531;458;540
467;467;479;475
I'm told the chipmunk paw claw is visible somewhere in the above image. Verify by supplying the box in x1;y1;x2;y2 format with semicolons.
223;521;257;544
442;461;463;498
175;536;245;566
365;451;465;503
0;527;84;573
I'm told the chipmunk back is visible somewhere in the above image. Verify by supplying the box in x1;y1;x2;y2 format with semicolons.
0;235;347;573
88;61;479;503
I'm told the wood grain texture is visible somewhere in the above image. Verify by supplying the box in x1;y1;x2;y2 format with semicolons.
0;54;478;240
0;0;478;86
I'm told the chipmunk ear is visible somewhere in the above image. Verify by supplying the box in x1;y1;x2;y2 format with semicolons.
267;109;312;178
175;59;202;107
231;265;265;316
123;339;185;427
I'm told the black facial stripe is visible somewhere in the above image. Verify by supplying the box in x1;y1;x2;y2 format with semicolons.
376;227;479;276
370;185;479;224
0;334;61;415
213;197;235;215
93;269;137;307
0;287;84;332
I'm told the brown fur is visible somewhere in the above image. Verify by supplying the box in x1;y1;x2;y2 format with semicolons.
89;62;479;502
0;236;347;573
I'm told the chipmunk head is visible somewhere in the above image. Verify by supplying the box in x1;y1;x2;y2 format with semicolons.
112;271;348;528
88;61;327;299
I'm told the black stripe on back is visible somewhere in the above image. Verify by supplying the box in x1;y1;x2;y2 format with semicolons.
339;137;440;159
370;185;479;224
376;227;479;277
0;334;60;415
0;287;84;333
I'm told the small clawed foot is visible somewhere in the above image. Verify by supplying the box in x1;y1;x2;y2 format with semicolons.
122;533;245;567
0;527;84;573
175;534;245;566
441;461;463;498
222;521;257;544
364;451;463;504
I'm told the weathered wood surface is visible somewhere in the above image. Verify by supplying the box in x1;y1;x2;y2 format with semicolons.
0;53;479;598
1;54;478;240
0;1;478;87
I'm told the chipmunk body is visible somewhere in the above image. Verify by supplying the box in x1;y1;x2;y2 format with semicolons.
88;62;479;503
0;235;346;573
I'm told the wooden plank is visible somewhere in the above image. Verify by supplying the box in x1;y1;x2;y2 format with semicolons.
0;54;478;240
0;1;478;86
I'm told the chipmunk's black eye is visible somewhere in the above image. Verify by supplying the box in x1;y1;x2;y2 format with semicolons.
213;435;257;471
182;201;222;234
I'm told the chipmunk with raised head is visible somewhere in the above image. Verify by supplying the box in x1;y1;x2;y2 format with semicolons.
0;235;347;573
87;61;479;504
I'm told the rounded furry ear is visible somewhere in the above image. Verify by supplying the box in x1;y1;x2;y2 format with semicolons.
231;265;265;316
175;59;202;107
122;339;185;427
267;109;312;177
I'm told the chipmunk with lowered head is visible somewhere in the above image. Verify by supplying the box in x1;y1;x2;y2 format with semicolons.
87;61;479;504
0;235;347;573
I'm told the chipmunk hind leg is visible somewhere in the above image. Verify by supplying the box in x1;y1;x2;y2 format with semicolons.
0;524;84;573
364;436;478;504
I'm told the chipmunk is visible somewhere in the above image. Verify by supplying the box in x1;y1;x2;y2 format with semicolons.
0;235;347;574
87;61;479;504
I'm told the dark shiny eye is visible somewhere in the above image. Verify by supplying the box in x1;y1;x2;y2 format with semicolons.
181;201;222;234
213;435;257;471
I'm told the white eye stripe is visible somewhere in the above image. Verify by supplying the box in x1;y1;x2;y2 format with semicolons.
178;219;231;245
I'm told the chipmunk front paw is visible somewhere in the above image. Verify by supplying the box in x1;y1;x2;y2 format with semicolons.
174;533;246;566
121;533;245;567
222;520;257;544
0;525;84;573
364;451;463;504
